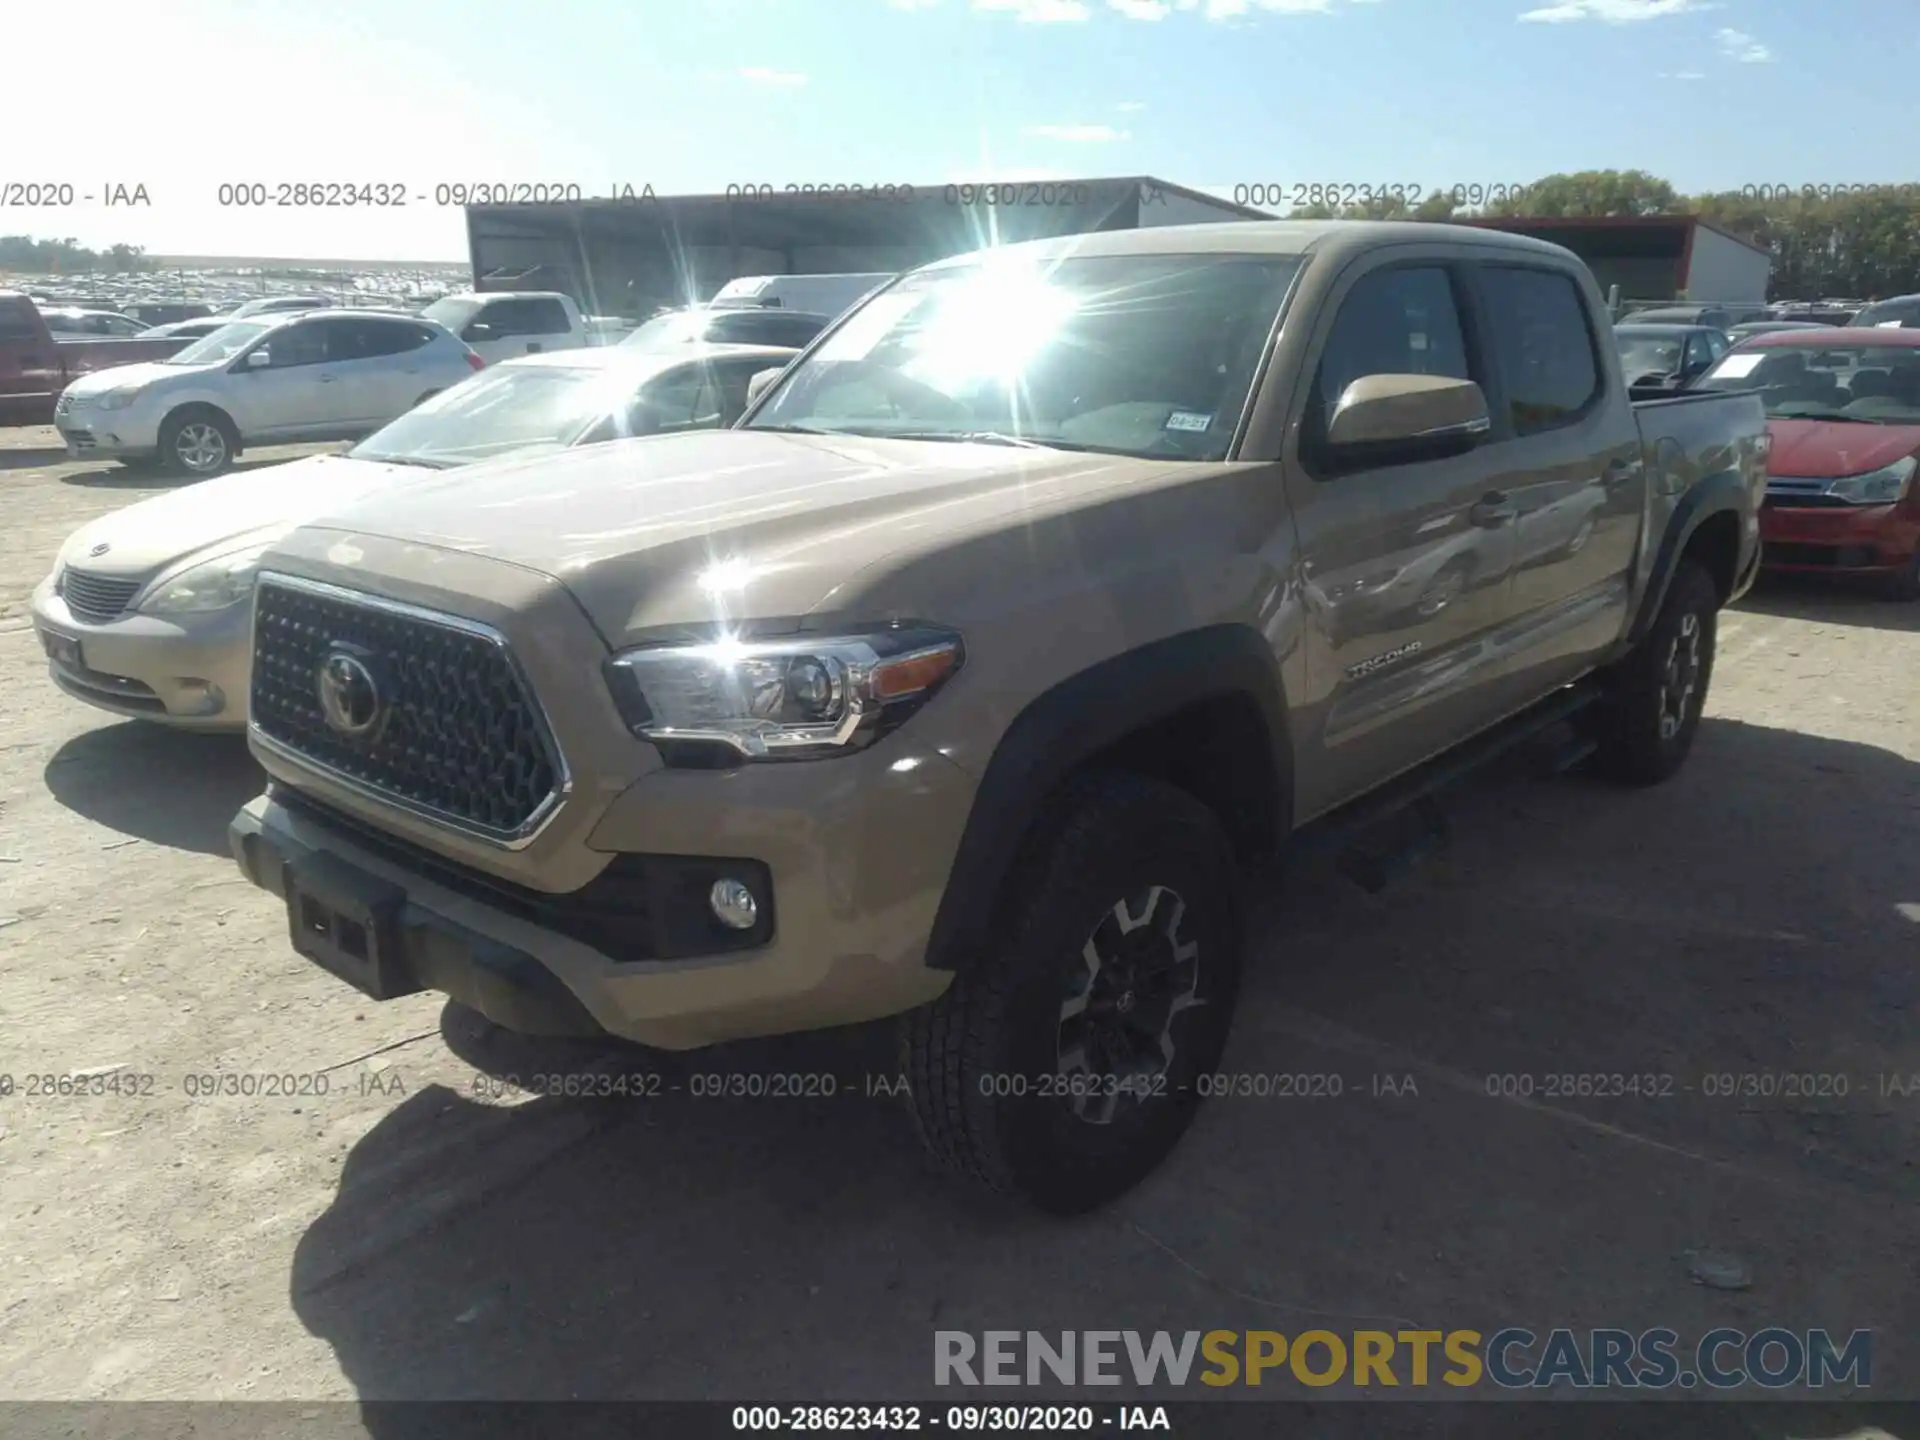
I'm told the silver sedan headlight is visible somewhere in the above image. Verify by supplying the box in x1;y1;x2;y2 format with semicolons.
139;544;271;615
91;390;140;411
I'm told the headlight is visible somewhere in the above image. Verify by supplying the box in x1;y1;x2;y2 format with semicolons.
605;626;964;760
139;544;270;615
1827;455;1917;505
93;390;139;411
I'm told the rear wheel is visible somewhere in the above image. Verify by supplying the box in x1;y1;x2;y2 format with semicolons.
158;406;237;478
901;774;1243;1214
1587;559;1718;786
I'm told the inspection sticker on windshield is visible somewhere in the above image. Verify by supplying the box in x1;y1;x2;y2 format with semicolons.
1713;353;1765;378
1165;410;1212;433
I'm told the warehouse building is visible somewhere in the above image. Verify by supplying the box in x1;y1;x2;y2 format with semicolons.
1459;215;1772;305
464;177;1271;317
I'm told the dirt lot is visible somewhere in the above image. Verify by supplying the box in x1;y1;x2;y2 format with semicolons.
2;423;1918;1419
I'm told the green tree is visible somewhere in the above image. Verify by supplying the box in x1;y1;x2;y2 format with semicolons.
1485;169;1681;218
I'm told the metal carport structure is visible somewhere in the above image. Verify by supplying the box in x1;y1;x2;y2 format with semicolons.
465;177;1273;318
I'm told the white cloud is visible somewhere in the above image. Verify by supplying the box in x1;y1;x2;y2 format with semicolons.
737;65;808;86
1715;25;1771;61
1115;100;1147;111
1025;122;1131;141
1519;0;1704;22
973;0;1092;19
1656;67;1708;78
995;0;1380;19
886;0;940;7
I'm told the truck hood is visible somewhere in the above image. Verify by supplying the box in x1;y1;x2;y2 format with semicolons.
63;359;213;395
1766;419;1920;478
301;429;1174;640
59;452;418;577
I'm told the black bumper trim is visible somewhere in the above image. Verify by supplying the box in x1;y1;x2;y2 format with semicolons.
231;816;610;1039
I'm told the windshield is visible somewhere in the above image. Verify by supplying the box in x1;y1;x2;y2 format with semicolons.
1615;336;1683;381
349;362;634;465
421;296;486;333
1851;300;1920;329
743;253;1301;461
1698;342;1920;422
163;321;272;365
622;312;708;347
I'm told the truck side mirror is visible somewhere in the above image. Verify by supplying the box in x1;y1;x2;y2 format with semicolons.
244;348;271;368
745;367;784;410
1325;374;1490;459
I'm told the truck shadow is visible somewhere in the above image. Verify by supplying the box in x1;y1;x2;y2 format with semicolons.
1733;571;1920;632
43;722;263;855
287;717;1920;1414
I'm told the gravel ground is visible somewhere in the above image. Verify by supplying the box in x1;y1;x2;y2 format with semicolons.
2;424;1917;1426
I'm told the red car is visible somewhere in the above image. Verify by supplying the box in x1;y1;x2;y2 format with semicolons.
1696;327;1920;598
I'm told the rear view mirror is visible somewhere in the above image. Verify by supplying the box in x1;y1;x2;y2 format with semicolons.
1325;374;1490;457
745;367;784;410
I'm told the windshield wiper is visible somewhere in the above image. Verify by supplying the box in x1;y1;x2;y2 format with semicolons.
353;453;454;469
888;430;1096;452
748;423;838;436
1772;411;1886;425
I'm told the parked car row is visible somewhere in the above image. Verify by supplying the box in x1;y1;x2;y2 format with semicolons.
31;341;799;726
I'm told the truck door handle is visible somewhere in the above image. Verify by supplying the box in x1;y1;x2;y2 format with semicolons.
316;375;337;383
1469;492;1515;526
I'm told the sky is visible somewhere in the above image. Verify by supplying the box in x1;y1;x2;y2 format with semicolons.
9;0;1917;263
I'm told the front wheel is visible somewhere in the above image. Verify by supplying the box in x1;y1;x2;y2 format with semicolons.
900;774;1242;1214
1587;559;1718;786
158;407;237;478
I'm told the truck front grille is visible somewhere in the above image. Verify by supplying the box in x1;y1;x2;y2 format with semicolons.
250;576;564;842
59;568;144;624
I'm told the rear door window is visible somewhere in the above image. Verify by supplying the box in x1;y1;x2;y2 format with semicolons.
1476;265;1602;435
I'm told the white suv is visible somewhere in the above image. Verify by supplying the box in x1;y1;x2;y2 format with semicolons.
52;310;484;476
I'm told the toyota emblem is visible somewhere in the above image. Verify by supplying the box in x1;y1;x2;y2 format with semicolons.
88;542;111;557
316;650;385;739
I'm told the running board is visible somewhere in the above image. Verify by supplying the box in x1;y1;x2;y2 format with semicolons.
1292;683;1602;893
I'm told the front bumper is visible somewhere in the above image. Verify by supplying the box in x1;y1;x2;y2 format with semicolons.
1759;501;1918;573
30;577;252;729
53;401;163;459
231;723;972;1049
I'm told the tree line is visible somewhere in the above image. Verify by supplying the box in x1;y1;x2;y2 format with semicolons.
0;235;151;274
1289;169;1920;299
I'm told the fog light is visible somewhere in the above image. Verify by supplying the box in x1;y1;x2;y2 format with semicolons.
709;878;759;931
175;679;226;716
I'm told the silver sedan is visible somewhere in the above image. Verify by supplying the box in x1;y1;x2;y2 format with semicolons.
31;342;798;730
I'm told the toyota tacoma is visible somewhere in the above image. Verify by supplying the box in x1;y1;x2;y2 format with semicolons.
227;221;1767;1213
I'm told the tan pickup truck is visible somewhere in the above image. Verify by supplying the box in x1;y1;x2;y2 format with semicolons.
228;221;1767;1213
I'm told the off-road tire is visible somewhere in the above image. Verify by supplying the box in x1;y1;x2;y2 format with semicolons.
157;405;239;478
1588;559;1718;786
900;773;1242;1215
